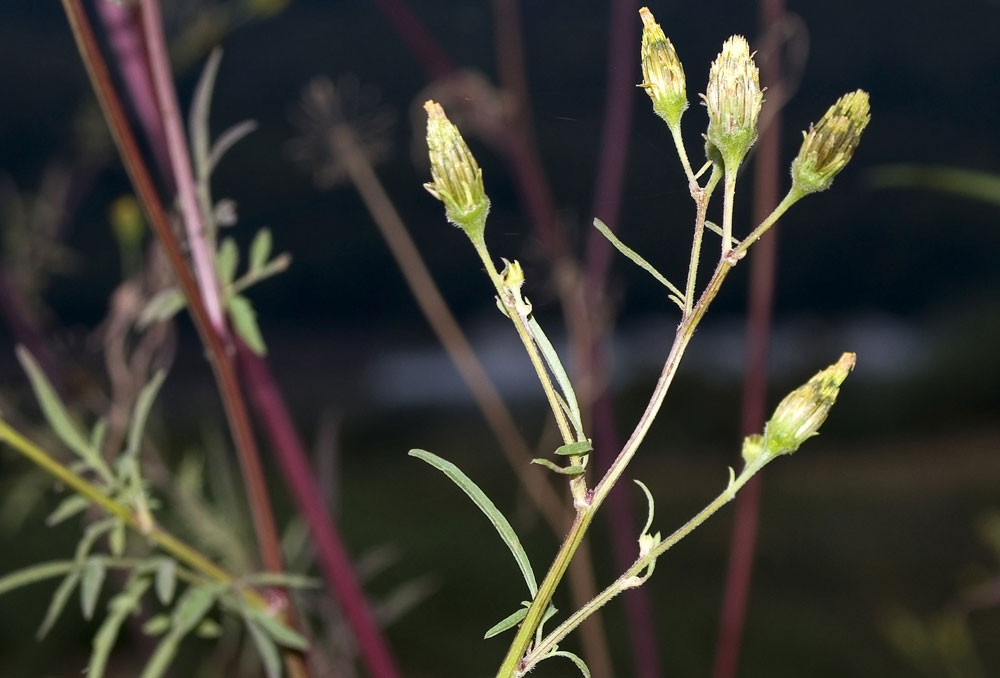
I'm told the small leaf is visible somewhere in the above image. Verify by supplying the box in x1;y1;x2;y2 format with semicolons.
593;218;685;299
137;288;186;329
143;614;171;636
37;570;81;639
484;606;528;639
46;494;90;526
195;618;222;638
244;618;282;678
227;295;267;355
90;416;108;452
241;571;320;589
538;650;592;678
554;440;593;456
171;585;218;630
410;449;538;597
249;228;273;271
108;521;126;557
207;120;258;175
216;237;239;285
531;458;584;475
526;317;585;438
246;608;309;651
80;557;107;620
90;576;151;678
125;369;167;460
635;479;656;537
155;559;177;605
0;560;76;597
16;346;102;471
189;48;223;180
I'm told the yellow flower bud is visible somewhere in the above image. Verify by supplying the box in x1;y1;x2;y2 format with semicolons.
702;36;763;171
763;352;856;457
639;7;687;130
423;100;490;242
791;90;871;194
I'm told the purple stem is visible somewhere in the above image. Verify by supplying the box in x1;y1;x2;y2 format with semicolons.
237;342;400;678
582;1;663;677
369;0;452;78
712;1;785;676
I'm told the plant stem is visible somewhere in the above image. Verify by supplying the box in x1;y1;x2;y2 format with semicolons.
730;187;802;259
473;242;577;447
721;165;738;254
525;456;769;667
684;168;722;315
0;420;268;611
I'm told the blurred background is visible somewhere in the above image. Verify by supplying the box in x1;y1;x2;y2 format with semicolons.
1;0;999;676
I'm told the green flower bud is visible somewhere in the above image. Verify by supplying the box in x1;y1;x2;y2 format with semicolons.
763;352;856;457
791;90;871;194
639;7;687;130
423;100;490;241
702;36;763;171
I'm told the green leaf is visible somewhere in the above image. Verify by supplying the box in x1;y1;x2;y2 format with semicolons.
90;416;108;452
137;288;186;329
635;479;656;537
241;571;321;589
124;369;167;460
0;560;76;597
244;618;282;678
216;237;239;286
538;650;592;678
139;585;219;678
245;607;309;650
155;559;177;605
867;164;1000;207
16;346;106;476
90;576;151;678
189;48;223;181
410;449;538;596
227;295;267;355
37;570;81;639
207;120;258;176
249;228;273;271
484;606;528;639
195;618;222;638
46;494;90;526
554;440;593;456
593;218;685;300
142;614;171;636
531;458;584;475
108;521;126;557
526;316;585;438
80;557;107;620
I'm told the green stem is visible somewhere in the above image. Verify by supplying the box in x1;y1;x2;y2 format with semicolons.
472;239;576;446
730;187;804;260
721;164;738;254
669;122;696;188
684;168;722;316
525;456;770;666
0;419;268;611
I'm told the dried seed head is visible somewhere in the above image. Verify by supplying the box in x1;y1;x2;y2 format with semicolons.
423;100;490;241
702;36;763;170
763;352;856;457
639;7;687;130
791;90;871;194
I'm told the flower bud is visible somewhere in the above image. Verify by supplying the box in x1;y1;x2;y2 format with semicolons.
791;90;871;194
702;36;763;170
423;100;490;241
639;7;687;130
763;352;856;457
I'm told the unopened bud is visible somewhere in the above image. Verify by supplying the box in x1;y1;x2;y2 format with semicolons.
423;100;490;241
763;352;856;457
791;90;871;194
702;36;763;170
639;7;687;130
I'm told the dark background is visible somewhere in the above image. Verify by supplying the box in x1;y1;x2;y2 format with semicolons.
1;1;999;676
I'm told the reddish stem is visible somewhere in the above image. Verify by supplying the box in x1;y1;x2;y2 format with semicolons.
712;1;785;676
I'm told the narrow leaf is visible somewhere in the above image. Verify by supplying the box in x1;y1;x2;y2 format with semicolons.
90;416;108;452
195;618;222;638
16;346;101;469
80;557;107;620
90;576;151;678
207;120;258;175
410;449;538;596
137;288;186;329
526;316;584;436
249;228;273;271
189;48;223;180
0;560;76;596
554;440;593;456
531;458;584;475
37;570;81;639
593;218;684;299
635;479;656;537
541;650;592;678
139;586;219;678
241;571;320;589
244;618;282;678
142;614;171;636
155;559;177;605
484;606;528;639
246;607;309;650
124;369;167;460
227;295;267;355
108;521;126;557
46;494;90;526
216;237;239;286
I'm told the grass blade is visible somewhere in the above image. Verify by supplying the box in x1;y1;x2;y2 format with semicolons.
410;449;538;596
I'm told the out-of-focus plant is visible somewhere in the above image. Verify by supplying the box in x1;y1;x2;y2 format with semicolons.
411;8;870;677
